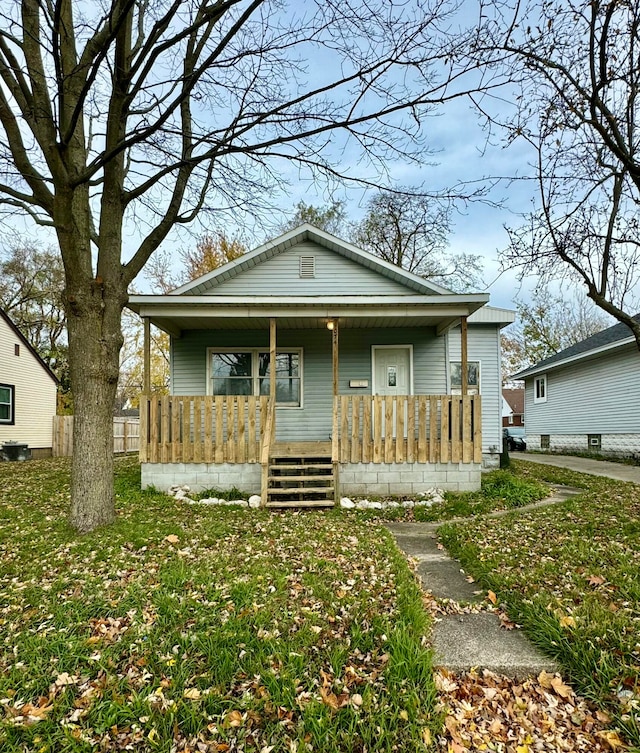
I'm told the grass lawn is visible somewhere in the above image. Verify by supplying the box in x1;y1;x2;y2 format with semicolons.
344;467;549;522
0;457;437;752
439;460;640;749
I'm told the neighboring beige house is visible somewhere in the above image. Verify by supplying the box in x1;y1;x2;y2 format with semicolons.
0;307;58;457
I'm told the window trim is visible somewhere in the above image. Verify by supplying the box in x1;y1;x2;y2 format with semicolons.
0;383;15;425
449;360;481;395
206;348;303;409
533;375;547;404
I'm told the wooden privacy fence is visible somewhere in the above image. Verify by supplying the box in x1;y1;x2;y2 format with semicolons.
52;416;140;457
334;394;482;464
139;395;268;463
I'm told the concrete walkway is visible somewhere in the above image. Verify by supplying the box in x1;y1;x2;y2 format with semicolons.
386;486;580;677
518;453;640;484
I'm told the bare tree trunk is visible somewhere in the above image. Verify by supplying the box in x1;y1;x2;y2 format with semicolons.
66;279;125;532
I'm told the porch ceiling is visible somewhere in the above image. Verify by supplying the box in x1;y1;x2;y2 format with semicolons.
128;293;490;337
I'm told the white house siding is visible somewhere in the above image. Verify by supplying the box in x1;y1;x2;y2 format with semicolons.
447;323;503;465
194;242;415;296
171;326;448;443
524;343;640;454
0;316;57;451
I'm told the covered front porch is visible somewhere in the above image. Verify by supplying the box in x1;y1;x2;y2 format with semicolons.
131;295;488;505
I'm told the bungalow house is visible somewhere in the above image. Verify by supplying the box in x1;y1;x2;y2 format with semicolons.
512;315;640;455
0;307;58;457
128;225;515;505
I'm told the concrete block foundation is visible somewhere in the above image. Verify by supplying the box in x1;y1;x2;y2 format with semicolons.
339;461;481;495
142;459;482;497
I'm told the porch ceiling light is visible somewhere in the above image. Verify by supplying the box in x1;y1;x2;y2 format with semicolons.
326;319;335;330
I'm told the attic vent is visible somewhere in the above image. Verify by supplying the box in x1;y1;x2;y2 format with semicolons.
299;255;315;278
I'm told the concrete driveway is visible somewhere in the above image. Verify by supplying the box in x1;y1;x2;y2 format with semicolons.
518;453;640;484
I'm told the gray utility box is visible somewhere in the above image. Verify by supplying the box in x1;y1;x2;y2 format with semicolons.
1;442;32;461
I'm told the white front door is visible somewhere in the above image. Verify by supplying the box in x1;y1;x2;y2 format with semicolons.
372;347;412;438
373;347;412;396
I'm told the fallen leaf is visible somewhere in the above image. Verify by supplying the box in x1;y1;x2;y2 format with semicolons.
165;534;180;544
596;730;627;750
587;574;606;586
225;710;243;728
487;590;497;604
538;670;555;689
550;676;573;699
559;615;576;628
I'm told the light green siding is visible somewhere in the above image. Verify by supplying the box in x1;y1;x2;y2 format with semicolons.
194;242;414;296
171;327;447;442
447;324;503;454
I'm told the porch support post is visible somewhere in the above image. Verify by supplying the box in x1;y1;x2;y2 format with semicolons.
460;315;468;396
261;319;277;506
331;319;340;505
143;317;151;394
269;318;277;414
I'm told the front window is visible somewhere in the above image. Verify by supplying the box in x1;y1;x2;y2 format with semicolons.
211;352;253;396
258;352;301;406
0;384;15;424
450;361;480;395
209;350;302;407
534;375;547;403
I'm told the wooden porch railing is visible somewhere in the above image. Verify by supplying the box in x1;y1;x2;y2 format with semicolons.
139;394;482;466
139;395;268;463
333;394;482;464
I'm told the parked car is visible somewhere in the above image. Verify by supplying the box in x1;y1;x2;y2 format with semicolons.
503;426;526;451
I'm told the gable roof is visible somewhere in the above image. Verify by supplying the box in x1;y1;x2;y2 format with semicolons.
171;223;454;297
0;307;59;384
503;388;524;415
512;314;640;380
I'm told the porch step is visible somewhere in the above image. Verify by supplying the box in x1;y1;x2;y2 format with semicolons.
269;463;333;471
268;486;334;495
266;499;335;508
265;453;335;508
268;475;332;483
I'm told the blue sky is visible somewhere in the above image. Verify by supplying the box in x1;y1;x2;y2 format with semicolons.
269;93;540;313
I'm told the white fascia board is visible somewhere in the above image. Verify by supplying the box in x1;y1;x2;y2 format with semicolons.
135;304;488;320
512;336;636;380
129;292;489;314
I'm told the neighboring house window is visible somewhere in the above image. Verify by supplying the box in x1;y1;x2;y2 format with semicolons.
534;375;547;403
0;383;15;424
450;361;480;395
508;415;514;424
209;349;302;407
14;344;20;356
